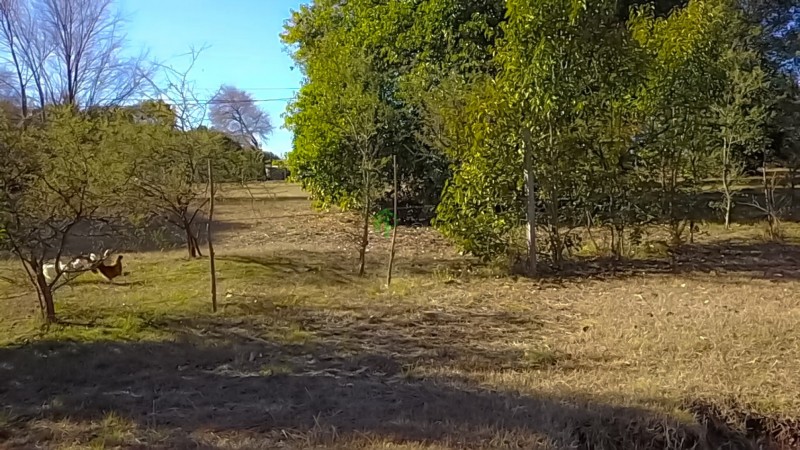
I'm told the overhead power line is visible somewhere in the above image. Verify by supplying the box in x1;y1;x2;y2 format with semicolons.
232;87;300;91
121;97;296;105
189;97;295;105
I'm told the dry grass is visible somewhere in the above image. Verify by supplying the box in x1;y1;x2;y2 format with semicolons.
2;182;800;449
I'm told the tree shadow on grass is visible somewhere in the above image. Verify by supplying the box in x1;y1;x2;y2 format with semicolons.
0;337;764;450
218;246;479;284
672;241;800;279
57;278;146;288
511;240;800;284
141;310;594;376
208;240;800;291
37;214;256;258
217;253;356;286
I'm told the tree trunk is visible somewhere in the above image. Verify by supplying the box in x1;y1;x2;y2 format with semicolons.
386;154;398;286
207;159;217;312
186;228;197;257
550;222;561;268
12;63;27;120
613;224;625;261
193;232;203;257
763;160;771;216
522;128;537;277
547;191;562;269
35;271;56;324
724;198;731;230
185;224;202;258
721;138;732;230
35;82;47;122
762;159;779;239
358;160;371;277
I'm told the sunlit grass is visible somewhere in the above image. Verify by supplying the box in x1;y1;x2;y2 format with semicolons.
2;182;800;448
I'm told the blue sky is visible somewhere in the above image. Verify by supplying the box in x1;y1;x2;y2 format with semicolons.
120;0;307;158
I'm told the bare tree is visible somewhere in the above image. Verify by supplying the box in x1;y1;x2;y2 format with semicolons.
134;47;217;258
14;1;52;118
40;0;153;106
0;0;54;119
147;45;210;133
0;0;30;118
209;84;273;149
0;0;151;115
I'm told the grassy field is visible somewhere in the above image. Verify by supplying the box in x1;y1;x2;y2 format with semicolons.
2;182;800;449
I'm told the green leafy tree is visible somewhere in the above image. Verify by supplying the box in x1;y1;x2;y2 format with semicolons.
121;122;230;259
441;0;635;273
630;0;729;247
712;35;772;229
282;0;504;219
432;77;527;263
282;0;782;274
0;107;130;322
290;37;394;275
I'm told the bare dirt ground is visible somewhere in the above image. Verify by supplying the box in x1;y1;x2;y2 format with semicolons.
2;182;800;449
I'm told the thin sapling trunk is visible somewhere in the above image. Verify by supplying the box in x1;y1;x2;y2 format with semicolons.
358;155;371;277
207;159;217;312
386;154;398;286
721;137;734;229
522;127;537;277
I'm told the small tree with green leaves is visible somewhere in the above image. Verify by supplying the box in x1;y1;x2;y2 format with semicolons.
337;51;394;276
0;107;129;323
285;27;394;274
122;124;225;258
493;0;633;272
711;31;771;229
96;98;246;259
630;0;728;248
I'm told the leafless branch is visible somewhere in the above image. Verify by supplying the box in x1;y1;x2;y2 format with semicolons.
0;0;150;112
209;84;274;149
143;44;211;131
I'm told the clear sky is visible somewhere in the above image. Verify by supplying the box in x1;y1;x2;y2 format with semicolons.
119;0;307;158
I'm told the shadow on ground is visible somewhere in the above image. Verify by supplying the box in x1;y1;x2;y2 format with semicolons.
512;240;800;283
680;187;799;225
216;254;356;286
145;309;572;376
217;251;475;286
0;216;256;263
0;336;771;450
215;239;800;286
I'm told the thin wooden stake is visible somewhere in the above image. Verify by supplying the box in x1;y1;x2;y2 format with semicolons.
523;127;537;277
386;154;398;286
207;159;217;313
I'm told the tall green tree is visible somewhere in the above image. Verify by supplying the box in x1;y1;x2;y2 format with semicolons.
288;30;394;273
282;0;504;218
711;33;772;229
629;0;730;246
435;0;640;273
